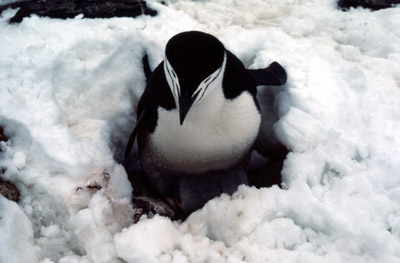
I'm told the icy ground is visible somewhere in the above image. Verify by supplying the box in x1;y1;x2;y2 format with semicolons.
1;0;400;262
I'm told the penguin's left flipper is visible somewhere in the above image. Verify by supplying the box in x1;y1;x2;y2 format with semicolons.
248;62;287;86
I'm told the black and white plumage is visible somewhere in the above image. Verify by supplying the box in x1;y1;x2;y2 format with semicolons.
125;31;287;200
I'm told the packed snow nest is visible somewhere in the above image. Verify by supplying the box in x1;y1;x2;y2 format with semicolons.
1;0;400;262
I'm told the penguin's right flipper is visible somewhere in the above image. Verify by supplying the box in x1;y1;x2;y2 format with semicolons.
124;83;153;159
142;54;152;82
124;54;153;159
124;111;147;159
248;62;287;86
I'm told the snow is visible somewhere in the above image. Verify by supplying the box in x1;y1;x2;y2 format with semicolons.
0;0;400;262
0;196;39;263
12;151;26;169
115;216;180;262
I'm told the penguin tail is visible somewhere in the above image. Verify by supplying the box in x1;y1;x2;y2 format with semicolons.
142;54;152;82
248;62;287;86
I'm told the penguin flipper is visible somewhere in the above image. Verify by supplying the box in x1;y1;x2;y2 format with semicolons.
142;54;152;82
124;110;147;158
124;54;154;159
248;62;287;86
125;82;152;159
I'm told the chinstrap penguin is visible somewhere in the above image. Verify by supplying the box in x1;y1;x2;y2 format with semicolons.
125;31;287;214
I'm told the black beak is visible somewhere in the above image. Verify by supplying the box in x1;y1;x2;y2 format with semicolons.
179;88;201;125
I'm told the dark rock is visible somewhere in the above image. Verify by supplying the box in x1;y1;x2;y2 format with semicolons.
132;196;175;223
0;0;157;23
338;0;400;10
0;127;6;143
0;178;20;203
0;128;19;202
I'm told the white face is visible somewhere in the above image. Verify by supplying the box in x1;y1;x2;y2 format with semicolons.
164;53;227;107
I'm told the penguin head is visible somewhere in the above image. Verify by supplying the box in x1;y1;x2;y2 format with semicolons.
164;31;226;125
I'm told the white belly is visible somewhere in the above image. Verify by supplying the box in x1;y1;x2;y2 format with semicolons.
141;91;261;174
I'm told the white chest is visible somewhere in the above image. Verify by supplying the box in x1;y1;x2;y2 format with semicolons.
142;91;261;174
